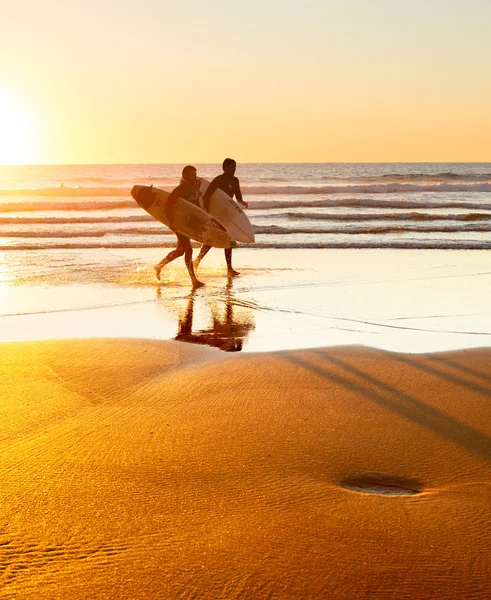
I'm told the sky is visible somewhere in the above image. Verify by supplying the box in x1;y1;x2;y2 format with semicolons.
1;0;491;164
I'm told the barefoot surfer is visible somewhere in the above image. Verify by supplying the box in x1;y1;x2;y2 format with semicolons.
194;158;248;276
154;165;204;288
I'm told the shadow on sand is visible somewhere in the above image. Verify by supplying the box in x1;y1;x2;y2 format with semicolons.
282;347;491;463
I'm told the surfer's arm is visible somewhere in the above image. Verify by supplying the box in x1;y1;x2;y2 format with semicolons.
202;178;220;211
234;179;248;209
166;184;184;230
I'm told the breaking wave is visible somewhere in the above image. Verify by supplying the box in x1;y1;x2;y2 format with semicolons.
0;212;489;227
1;240;490;251
2;181;491;199
253;224;491;235
1;224;489;239
251;199;491;210
245;183;491;195
0;215;152;224
1;198;491;213
319;172;491;183
0;186;129;197
284;211;491;222
0;200;136;212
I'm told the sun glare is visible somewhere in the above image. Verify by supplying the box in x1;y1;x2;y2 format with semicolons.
0;93;33;165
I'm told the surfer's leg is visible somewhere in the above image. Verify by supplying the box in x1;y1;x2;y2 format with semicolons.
193;245;211;271
154;236;185;280
225;249;240;276
182;238;205;288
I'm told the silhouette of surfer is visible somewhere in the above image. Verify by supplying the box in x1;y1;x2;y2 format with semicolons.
154;165;204;288
174;280;254;352
194;158;248;276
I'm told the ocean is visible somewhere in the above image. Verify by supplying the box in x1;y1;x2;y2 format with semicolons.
1;162;490;252
1;163;490;353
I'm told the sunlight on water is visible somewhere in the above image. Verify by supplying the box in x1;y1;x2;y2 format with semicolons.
0;163;490;352
0;248;489;353
0;251;13;283
0;163;490;250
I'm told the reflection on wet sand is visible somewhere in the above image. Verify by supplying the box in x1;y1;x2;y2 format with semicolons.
159;279;256;352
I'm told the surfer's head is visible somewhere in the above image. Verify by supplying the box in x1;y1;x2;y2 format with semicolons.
180;165;197;186
222;158;236;177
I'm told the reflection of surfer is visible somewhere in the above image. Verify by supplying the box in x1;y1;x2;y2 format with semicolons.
154;165;204;288
194;158;248;277
175;281;255;352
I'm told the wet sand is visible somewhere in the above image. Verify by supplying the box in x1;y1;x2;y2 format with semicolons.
1;248;490;353
1;339;490;598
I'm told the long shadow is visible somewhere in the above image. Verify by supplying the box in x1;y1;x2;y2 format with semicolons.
371;349;491;399
430;354;491;386
282;348;491;463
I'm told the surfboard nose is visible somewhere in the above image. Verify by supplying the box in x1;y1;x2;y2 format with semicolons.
131;185;154;209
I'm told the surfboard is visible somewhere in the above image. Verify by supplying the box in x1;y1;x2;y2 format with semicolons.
197;178;255;243
131;185;237;249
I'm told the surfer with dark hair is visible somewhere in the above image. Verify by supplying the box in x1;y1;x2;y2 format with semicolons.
194;158;248;277
154;165;204;288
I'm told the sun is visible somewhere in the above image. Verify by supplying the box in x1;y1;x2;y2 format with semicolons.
0;93;33;165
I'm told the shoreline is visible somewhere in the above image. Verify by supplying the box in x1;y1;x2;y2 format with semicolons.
1;248;490;354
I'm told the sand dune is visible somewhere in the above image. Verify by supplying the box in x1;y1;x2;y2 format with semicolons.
1;340;490;598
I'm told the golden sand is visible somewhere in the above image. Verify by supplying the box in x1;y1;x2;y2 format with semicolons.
0;339;490;598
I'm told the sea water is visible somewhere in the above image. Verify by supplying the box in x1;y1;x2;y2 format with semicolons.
0;163;490;352
0;163;490;254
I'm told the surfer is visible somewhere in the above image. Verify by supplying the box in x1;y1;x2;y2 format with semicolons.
154;165;205;288
194;158;248;276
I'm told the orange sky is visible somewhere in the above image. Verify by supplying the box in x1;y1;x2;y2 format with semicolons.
1;0;490;164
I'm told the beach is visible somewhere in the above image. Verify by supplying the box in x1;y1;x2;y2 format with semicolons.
1;163;490;597
1;338;490;598
3;0;491;589
1;245;490;598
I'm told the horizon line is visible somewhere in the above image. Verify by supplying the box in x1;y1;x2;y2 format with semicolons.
1;161;491;167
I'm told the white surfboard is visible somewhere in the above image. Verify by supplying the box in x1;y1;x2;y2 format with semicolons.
197;178;255;243
131;185;237;249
